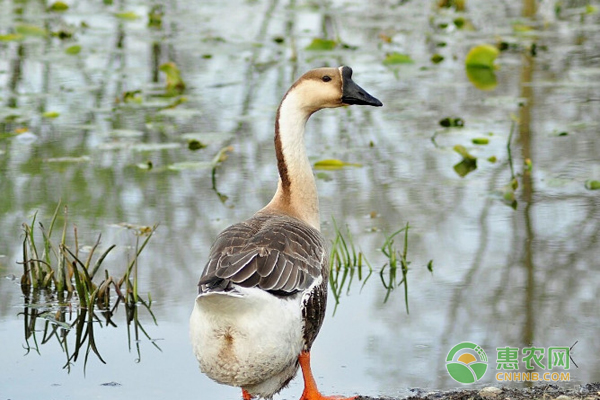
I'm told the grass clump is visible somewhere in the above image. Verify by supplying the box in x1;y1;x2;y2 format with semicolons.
329;219;433;314
20;201;159;371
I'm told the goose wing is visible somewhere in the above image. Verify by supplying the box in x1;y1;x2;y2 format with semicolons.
198;214;328;296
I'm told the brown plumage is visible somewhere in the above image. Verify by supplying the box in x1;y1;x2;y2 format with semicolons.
190;66;382;400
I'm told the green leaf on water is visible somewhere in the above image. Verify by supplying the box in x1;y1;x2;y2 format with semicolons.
472;137;489;145
487;156;497;163
188;139;206;151
115;11;139;20
466;66;497;91
65;45;81;55
159;62;186;96
465;44;499;69
585;180;600;190
15;24;48;37
453;145;475;160
383;52;414;65
431;54;444;64
427;260;434;273
314;159;362;170
42;111;60;118
453;145;477;177
48;1;69;11
0;34;23;41
305;38;337;51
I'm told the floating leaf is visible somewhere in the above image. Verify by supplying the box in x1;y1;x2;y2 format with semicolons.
431;54;444;64
472;138;489;145
0;34;23;41
438;0;465;11
440;117;464;128
65;45;81;55
383;52;414;65
586;5;598;15
466;66;497;91
48;1;69;11
188;139;206;151
305;38;337;51
159;62;186;96
15;24;48;37
453;17;465;28
465;44;499;69
487;156;497;163
585;180;600;190
314;159;362;170
453;145;477;177
114;11;139;20
42;111;60;118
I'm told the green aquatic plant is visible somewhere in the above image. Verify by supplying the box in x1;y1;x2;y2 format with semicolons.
329;220;433;314
20;201;159;371
329;218;372;314
380;223;411;311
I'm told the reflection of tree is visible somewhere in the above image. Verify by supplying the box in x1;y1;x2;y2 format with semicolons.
0;0;599;392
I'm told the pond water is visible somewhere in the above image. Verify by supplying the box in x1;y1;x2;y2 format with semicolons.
1;0;599;399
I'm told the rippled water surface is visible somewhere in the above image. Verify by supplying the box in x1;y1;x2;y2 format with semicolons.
1;0;599;399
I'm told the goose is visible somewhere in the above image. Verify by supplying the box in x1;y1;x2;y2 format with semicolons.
190;66;382;400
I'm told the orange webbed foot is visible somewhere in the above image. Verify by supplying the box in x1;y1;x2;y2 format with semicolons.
242;388;253;400
298;351;356;400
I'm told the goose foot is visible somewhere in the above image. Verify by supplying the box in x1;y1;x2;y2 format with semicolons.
298;351;356;400
242;388;253;400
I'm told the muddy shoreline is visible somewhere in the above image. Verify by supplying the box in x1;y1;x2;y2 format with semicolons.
356;382;600;400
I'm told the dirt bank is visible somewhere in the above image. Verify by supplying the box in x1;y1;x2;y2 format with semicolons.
356;382;600;400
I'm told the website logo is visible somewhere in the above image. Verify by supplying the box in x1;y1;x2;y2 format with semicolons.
446;342;489;384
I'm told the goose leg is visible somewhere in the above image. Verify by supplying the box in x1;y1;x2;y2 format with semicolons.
242;388;253;400
298;351;356;400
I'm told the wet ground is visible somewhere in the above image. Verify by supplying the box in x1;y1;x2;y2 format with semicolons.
359;382;600;400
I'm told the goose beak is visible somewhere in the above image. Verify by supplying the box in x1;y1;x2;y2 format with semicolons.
340;66;383;107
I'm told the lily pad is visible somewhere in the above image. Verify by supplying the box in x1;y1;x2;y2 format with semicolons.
383;52;414;65
466;66;497;91
585;180;600;190
314;159;362;170
465;44;499;69
305;38;337;51
48;1;69;11
65;45;81;55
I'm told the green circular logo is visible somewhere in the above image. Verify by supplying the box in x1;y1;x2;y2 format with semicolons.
446;342;488;384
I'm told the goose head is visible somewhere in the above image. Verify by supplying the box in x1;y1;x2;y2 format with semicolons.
289;66;383;113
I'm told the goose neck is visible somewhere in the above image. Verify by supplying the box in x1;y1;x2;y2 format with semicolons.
267;91;320;230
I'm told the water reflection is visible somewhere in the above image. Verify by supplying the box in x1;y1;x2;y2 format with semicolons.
1;0;599;397
21;293;159;372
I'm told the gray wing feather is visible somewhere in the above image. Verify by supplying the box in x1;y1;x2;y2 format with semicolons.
198;213;327;296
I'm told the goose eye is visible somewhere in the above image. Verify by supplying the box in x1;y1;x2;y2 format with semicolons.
322;75;332;82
